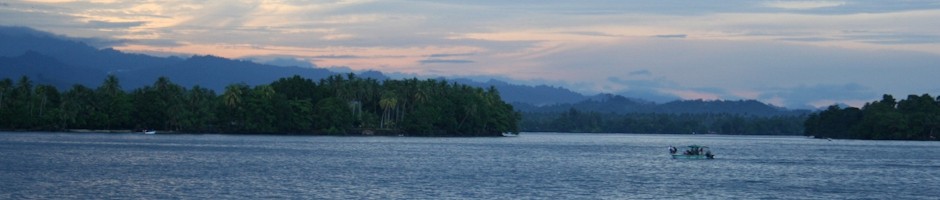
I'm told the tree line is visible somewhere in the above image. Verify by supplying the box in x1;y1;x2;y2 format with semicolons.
804;94;940;140
521;108;806;135
0;74;520;136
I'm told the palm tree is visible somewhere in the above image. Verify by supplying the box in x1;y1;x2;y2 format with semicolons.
62;85;94;129
100;75;122;96
15;76;35;127
222;83;248;131
97;75;130;129
34;85;50;117
414;82;429;105
379;92;398;129
223;84;246;108
255;84;275;100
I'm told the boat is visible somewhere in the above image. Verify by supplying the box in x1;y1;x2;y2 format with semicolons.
143;130;156;135
670;145;714;159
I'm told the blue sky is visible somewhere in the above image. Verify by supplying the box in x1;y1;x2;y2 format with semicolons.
2;0;939;108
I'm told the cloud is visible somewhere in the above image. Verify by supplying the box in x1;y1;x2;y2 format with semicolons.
628;70;652;76
605;76;683;102
240;55;318;68
662;89;723;100
845;32;940;45
428;53;476;58
653;34;687;39
123;38;182;47
757;83;878;108
607;73;879;107
765;1;940;14
310;55;365;59
86;20;146;29
418;51;478;65
507;36;940;107
419;59;475;64
777;37;837;42
607;76;675;89
764;1;846;10
615;89;680;103
563;31;621;37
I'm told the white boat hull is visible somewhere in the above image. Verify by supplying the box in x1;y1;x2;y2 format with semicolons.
671;154;713;159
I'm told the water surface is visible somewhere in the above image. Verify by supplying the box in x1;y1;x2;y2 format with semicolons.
1;132;938;199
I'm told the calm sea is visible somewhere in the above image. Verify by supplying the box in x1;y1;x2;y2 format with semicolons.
1;132;938;199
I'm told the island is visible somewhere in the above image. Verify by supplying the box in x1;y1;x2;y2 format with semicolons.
0;74;520;136
804;94;939;140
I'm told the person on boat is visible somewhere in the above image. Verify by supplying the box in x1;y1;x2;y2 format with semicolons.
669;146;677;154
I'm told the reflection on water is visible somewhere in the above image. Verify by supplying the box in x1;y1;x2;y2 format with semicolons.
1;132;938;199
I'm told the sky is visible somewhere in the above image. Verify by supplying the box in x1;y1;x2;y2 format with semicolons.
2;0;939;109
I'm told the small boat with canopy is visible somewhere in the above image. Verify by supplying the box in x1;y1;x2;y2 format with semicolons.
669;145;714;159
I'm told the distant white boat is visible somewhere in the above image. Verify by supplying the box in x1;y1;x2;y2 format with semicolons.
143;130;156;135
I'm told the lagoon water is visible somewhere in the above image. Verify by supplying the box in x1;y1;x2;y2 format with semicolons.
1;132;938;199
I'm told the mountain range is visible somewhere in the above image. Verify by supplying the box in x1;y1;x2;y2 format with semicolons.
0;26;808;115
514;94;808;116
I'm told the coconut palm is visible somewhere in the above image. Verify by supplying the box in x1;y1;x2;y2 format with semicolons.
223;84;246;108
379;92;398;129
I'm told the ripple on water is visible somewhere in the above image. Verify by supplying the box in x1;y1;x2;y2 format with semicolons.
1;132;939;199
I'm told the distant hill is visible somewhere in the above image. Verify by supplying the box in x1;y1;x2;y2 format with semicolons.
0;26;335;91
0;51;105;88
453;79;588;106
118;55;334;91
656;99;797;116
515;93;809;116
0;26;177;73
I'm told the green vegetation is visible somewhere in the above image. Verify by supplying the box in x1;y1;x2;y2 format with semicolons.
521;109;806;135
0;74;520;136
805;94;940;140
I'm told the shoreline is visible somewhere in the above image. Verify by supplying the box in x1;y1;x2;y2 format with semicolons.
67;129;135;133
0;129;510;137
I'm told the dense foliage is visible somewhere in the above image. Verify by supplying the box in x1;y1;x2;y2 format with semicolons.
0;74;520;136
804;94;940;140
521;108;806;135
